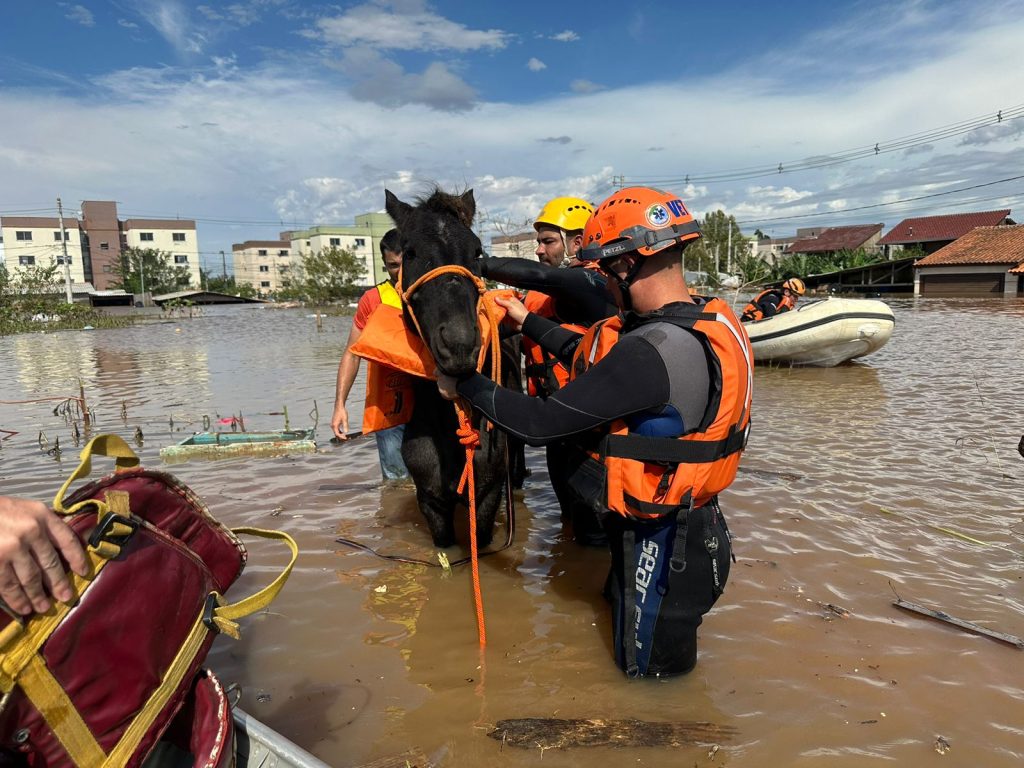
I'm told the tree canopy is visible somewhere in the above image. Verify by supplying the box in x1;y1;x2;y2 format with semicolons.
111;247;191;295
278;247;366;303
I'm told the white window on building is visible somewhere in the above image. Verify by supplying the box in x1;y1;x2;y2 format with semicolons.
174;254;188;264
102;264;112;272
100;242;109;250
16;231;32;241
172;233;186;242
140;232;154;242
278;250;288;256
329;238;341;247
259;265;270;273
258;249;268;256
53;231;69;241
355;238;365;247
19;255;35;265
260;281;271;288
56;256;72;265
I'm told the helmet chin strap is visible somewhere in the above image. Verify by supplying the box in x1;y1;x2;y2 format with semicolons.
614;255;646;312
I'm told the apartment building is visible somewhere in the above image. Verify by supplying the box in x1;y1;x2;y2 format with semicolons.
232;240;292;295
0;200;200;292
286;212;395;286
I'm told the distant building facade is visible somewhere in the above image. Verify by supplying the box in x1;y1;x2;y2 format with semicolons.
0;200;200;292
914;224;1024;297
490;231;537;260
285;212;395;287
232;240;292;295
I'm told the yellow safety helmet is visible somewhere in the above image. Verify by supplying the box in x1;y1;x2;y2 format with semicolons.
534;196;594;234
783;277;806;295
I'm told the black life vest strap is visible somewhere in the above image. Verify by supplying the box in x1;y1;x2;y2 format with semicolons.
602;422;749;464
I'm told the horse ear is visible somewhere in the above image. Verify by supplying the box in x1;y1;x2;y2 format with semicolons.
458;189;476;227
385;189;413;228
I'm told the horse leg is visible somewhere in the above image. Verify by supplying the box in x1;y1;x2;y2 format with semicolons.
403;383;463;548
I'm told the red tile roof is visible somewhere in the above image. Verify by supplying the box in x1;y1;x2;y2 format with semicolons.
788;224;883;254
879;210;1011;245
916;224;1024;266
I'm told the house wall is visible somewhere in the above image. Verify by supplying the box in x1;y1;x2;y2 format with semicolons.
490;232;537;260
233;242;292;295
0;217;86;284
122;220;201;289
914;264;1017;297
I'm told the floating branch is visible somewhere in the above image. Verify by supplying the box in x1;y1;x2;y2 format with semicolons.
488;718;737;750
893;598;1024;650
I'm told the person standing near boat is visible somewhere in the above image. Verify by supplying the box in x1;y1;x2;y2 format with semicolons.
0;495;88;615
437;187;753;677
741;277;805;322
331;229;409;481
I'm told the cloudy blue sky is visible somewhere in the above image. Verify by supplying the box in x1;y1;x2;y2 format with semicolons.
1;0;1023;272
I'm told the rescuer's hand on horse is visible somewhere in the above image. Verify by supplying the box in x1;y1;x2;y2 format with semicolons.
494;293;528;332
0;495;89;615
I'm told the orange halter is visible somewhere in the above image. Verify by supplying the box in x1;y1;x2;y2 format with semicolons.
398;263;512;648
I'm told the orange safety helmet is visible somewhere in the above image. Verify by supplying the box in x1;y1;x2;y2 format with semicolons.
783;277;806;295
534;196;594;233
581;186;701;263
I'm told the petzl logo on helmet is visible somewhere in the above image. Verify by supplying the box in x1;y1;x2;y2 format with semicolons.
646;204;670;227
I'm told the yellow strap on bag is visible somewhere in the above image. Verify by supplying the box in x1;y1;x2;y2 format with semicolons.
1;434;299;768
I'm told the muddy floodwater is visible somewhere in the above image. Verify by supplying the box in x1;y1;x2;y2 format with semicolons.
1;298;1022;767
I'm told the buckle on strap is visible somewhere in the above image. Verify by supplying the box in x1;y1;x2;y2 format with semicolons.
87;512;138;550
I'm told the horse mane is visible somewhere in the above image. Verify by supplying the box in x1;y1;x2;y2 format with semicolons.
416;186;474;229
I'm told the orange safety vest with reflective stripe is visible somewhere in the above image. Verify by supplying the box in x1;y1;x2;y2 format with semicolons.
570;298;753;519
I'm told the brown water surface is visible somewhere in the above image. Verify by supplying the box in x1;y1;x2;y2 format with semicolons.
1;299;1022;767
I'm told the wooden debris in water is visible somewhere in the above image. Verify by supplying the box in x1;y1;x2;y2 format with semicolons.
353;748;431;768
893;598;1024;649
487;718;737;749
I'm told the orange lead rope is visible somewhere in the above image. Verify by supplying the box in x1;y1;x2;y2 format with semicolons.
401;264;509;649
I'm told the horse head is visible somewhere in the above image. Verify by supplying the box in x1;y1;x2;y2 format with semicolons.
385;187;484;377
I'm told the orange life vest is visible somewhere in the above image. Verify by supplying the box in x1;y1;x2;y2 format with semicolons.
741;289;795;322
350;291;514;434
520;291;582;397
570;297;753;519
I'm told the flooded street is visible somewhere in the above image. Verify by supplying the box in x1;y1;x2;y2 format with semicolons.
1;298;1022;767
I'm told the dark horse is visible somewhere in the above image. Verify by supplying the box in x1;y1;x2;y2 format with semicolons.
384;187;508;549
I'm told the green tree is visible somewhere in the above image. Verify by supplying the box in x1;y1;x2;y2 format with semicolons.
681;210;747;282
201;269;259;299
278;247;364;304
112;247;191;294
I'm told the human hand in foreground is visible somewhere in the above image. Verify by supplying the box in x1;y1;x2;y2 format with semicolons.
331;401;352;440
435;369;460;401
0;496;89;615
494;294;529;332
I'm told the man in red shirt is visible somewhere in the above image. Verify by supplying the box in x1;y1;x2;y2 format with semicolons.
331;229;409;480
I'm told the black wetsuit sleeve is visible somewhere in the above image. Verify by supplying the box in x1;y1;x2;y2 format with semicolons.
456;335;670;446
521;312;584;365
480;257;614;325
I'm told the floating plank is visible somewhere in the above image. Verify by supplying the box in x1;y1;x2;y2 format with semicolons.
894;598;1024;649
488;718;736;750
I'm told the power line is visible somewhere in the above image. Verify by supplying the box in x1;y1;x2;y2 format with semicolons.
734;174;1024;225
625;103;1024;187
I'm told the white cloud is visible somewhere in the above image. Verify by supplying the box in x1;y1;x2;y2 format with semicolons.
527;57;546;72
134;0;206;55
118;18;139;29
63;4;95;27
339;48;477;111
570;79;603;94
314;2;509;52
3;0;1024;266
550;30;579;42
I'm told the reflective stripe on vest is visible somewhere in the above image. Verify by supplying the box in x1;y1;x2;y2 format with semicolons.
570;298;753;519
376;280;402;309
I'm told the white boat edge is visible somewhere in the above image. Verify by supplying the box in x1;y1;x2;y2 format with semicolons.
234;705;333;768
743;297;895;367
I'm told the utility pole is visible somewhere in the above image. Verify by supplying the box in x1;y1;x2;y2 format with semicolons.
138;250;146;299
727;221;732;275
220;250;226;279
56;197;73;303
